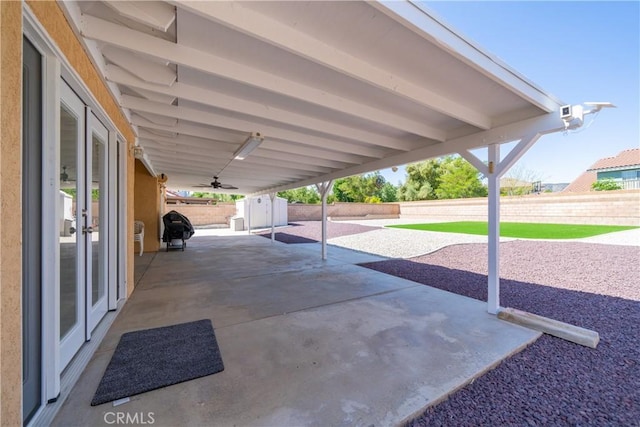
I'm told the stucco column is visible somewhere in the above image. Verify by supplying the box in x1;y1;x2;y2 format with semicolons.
134;160;162;254
1;2;24;424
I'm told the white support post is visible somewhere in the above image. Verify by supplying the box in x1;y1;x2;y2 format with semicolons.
246;197;251;234
462;131;542;315
269;192;276;242
316;181;333;260
487;144;500;314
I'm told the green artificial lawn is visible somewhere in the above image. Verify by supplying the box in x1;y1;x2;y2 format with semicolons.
387;221;639;239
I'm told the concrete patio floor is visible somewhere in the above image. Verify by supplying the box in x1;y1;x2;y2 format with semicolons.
53;233;540;427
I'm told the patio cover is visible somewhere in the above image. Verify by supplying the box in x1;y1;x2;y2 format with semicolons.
63;0;569;193
59;1;598;314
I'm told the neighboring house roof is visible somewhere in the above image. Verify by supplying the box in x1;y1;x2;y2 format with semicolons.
564;148;640;193
587;148;640;172
563;171;597;193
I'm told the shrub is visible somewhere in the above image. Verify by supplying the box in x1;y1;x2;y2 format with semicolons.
592;179;621;191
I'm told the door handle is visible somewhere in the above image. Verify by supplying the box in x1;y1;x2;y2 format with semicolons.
69;226;76;235
82;226;93;234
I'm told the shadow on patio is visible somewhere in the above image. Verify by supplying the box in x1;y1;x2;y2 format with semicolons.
53;233;539;426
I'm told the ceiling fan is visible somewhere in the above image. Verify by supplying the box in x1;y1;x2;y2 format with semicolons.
195;176;238;190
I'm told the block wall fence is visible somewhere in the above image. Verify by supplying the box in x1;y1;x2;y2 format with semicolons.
166;203;237;226
166;190;640;227
398;190;640;226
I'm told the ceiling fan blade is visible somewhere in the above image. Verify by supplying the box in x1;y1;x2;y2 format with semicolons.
193;184;213;188
219;184;238;190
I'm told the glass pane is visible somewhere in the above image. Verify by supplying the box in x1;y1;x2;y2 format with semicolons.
59;104;78;339
91;133;105;305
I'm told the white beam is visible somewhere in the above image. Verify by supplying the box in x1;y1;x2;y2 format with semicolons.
459;150;488;176
143;155;226;171
140;135;332;174
257;112;566;194
494;133;542;178
121;95;368;165
136;111;177;127
373;1;562;113
261;140;367;165
147;153;321;180
149;152;320;177
128;86;176;105
132;112;383;160
138;129;235;152
250;150;351;170
145;151;314;177
139;139;233;160
232;157;332;175
131;114;243;143
107;64;410;153
132;117;352;169
102;46;176;87
176;1;491;130
103;0;175;32
80;13;446;141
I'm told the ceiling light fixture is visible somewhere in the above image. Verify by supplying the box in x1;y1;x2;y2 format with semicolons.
234;132;263;160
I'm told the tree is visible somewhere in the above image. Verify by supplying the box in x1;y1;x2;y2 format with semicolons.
192;192;242;201
435;156;487;199
379;181;398;202
398;156;487;201
333;172;393;203
278;186;320;204
397;159;441;201
592;178;621;191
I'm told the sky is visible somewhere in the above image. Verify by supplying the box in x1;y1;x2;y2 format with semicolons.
380;1;640;185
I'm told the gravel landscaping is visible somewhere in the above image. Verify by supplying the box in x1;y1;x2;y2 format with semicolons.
258;221;639;425
362;241;639;426
254;221;379;244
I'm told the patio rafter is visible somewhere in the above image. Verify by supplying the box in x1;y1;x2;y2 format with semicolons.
174;0;492;130
80;13;448;142
108;65;412;155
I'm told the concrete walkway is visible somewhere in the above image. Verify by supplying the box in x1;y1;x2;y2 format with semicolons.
53;233;539;427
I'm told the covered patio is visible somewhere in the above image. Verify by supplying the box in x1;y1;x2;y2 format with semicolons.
58;0;607;319
52;232;538;426
5;1;618;426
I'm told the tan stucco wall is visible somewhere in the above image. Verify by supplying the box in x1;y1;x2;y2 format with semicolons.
135;160;161;255
0;2;23;425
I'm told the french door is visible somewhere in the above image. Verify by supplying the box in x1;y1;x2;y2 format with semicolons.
59;81;108;369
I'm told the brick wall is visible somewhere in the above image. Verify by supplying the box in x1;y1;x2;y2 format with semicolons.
165;203;237;226
169;191;640;227
288;202;400;221
399;190;640;226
